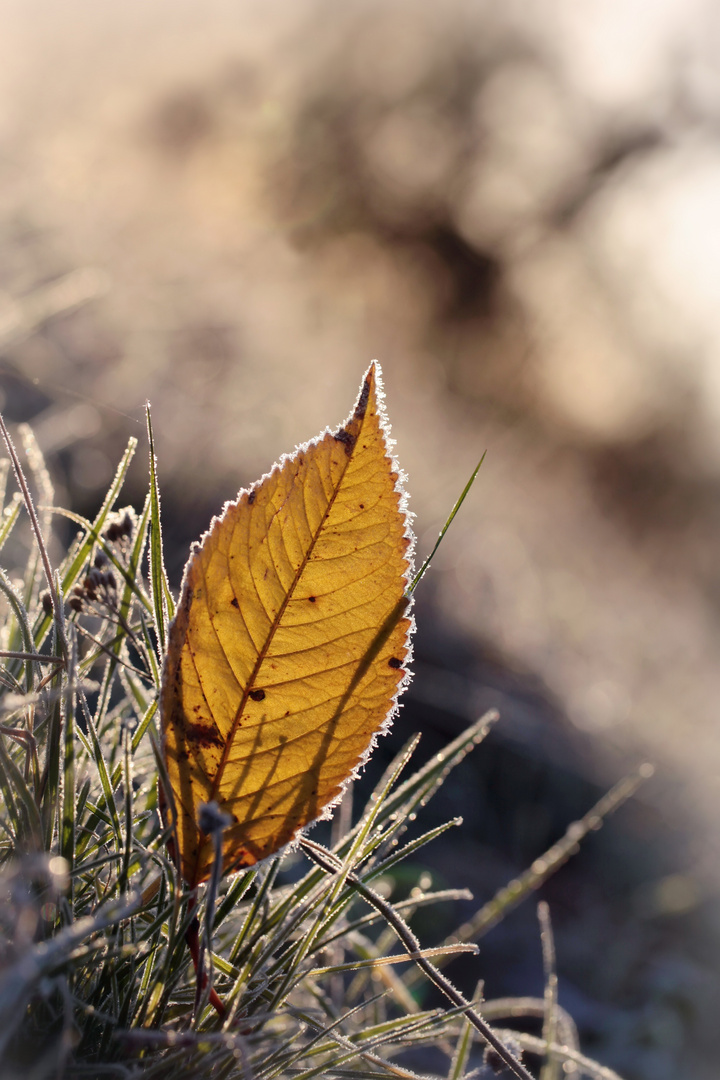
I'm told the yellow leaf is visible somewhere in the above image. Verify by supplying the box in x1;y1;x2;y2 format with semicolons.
160;363;413;886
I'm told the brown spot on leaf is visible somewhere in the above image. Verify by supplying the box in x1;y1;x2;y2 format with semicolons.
249;688;266;702
333;428;356;456
355;376;371;420
388;657;402;669
308;595;316;603
248;489;256;505
230;597;239;608
186;722;223;748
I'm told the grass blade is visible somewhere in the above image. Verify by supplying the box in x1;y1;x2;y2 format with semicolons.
61;626;78;878
407;454;485;596
301;838;535;1080
146;405;172;655
33;437;139;649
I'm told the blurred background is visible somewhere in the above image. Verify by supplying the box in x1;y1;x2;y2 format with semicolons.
2;0;720;1075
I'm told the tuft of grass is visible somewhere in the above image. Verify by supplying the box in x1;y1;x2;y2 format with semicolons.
0;416;645;1080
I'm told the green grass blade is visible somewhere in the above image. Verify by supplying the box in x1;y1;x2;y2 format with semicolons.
448;981;482;1080
0;457;9;511
40;622;65;851
52;508;153;615
371;711;497;833
452;766;652;945
0;734;42;847
315;889;472;954
307;944;477;978
0;493;22;554
61;629;77;878
32;437;139;648
538;901;560;1080
131;698;158;756
75;687;124;854
258;995;388;1080
0;568;37;692
301;732;424;965
117;722;133;895
358;817;463;886
228;857;282;966
407;454;485;596
146;405;172;655
134;609;161;687
212;868;256;931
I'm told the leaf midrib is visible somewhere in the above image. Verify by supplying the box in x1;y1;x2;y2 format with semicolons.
192;426;366;881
